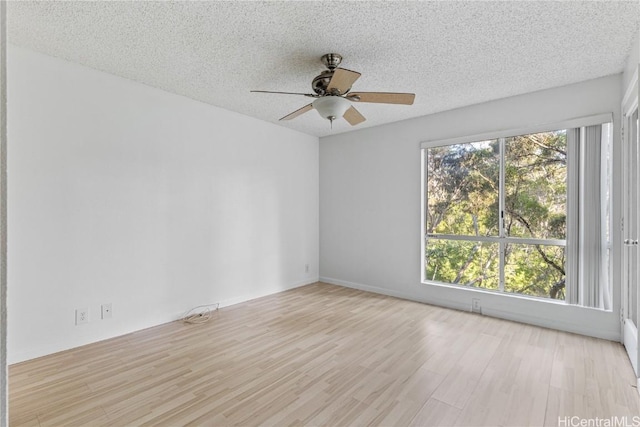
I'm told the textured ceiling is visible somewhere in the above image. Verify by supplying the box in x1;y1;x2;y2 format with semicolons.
8;1;640;138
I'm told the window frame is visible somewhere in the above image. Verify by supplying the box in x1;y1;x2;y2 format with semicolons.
420;113;613;302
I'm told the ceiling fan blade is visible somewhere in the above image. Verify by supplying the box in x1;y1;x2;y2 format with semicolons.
347;92;415;105
343;106;366;126
327;68;361;94
279;103;314;121
251;90;317;98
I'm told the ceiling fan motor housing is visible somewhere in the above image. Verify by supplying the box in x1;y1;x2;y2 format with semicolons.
312;70;333;95
313;53;349;95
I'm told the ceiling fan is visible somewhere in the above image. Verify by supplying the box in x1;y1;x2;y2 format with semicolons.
251;53;415;127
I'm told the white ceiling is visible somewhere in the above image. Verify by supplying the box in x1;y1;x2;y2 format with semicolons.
8;1;640;138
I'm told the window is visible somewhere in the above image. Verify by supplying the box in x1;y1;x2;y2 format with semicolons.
422;116;612;308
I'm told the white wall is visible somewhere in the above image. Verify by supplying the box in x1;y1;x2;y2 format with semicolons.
8;46;319;363
0;3;7;426
320;74;623;341
623;29;639;94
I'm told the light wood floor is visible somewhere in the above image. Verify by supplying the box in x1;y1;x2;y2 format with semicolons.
9;283;640;426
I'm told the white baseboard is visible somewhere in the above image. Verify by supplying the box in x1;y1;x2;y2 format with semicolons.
10;312;182;364
320;276;620;342
10;277;319;364
218;277;319;308
13;275;618;363
319;275;462;308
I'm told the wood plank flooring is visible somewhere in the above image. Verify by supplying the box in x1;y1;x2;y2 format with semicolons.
9;283;640;426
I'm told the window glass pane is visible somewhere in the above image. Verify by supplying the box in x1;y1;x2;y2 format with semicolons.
504;243;566;300
505;131;567;240
427;141;499;236
425;239;499;290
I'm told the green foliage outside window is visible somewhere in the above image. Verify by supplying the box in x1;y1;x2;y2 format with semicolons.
425;132;567;300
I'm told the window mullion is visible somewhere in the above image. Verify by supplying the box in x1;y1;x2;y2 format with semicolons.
499;137;506;292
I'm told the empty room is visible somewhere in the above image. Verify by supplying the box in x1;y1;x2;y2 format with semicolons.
1;1;640;426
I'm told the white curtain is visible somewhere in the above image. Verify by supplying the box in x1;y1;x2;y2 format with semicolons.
599;123;612;310
566;128;580;305
567;124;611;310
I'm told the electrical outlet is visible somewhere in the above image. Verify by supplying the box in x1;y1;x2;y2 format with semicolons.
472;298;481;314
76;308;88;325
101;303;112;319
305;264;310;273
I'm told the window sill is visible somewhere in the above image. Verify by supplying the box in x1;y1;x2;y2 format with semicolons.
420;279;611;312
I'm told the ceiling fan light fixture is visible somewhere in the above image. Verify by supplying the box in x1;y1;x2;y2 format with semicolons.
312;96;351;123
